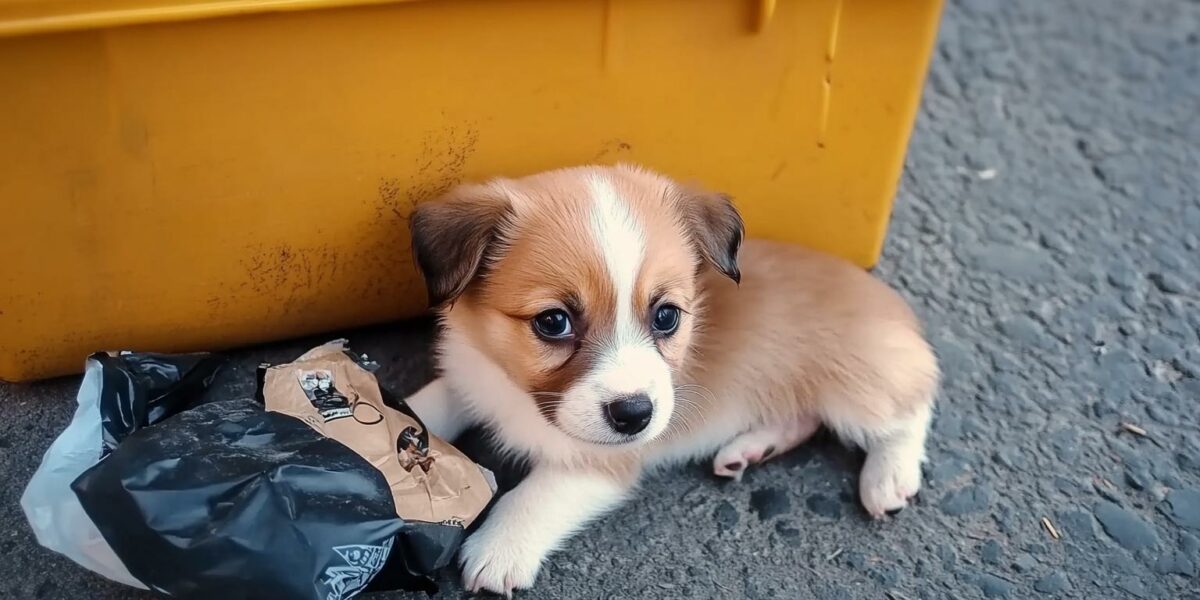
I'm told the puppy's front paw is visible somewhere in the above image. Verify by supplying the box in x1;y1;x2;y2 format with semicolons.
859;447;922;518
460;525;543;597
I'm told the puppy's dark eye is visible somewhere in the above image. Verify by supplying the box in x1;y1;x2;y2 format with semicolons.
651;304;681;336
532;309;573;340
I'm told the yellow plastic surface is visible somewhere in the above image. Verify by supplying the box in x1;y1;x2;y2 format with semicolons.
0;0;943;381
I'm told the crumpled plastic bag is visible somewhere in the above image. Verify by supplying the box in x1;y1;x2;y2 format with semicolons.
20;351;224;589
22;341;494;600
74;397;410;599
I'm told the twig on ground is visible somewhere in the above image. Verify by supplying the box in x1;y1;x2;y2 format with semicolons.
1042;516;1061;540
1120;422;1147;436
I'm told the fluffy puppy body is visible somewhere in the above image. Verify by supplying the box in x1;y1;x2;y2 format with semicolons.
404;165;938;595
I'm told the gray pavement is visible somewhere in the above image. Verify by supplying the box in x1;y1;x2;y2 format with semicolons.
3;0;1200;598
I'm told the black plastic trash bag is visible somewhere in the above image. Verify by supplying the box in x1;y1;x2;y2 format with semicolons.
21;351;225;589
94;351;225;454
27;341;495;600
73;398;415;599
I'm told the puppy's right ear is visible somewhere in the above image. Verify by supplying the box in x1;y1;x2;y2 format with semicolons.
677;187;745;284
409;183;511;308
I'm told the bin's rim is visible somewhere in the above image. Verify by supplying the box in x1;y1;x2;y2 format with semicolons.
0;0;423;38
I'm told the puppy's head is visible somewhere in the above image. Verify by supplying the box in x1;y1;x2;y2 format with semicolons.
410;165;742;447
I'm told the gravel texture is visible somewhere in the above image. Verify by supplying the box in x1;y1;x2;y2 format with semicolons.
2;0;1199;598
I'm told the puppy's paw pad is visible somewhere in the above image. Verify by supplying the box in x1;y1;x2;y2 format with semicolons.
460;529;542;596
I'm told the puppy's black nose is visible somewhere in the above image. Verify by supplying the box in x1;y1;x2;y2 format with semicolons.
604;395;653;435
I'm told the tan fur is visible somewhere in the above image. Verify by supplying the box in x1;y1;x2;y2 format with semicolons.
668;240;938;443
409;165;939;594
434;165;936;468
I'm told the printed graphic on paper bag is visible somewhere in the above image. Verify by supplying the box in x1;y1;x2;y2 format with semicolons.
322;540;393;600
298;370;353;422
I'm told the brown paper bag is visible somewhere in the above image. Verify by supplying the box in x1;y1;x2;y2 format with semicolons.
261;341;493;527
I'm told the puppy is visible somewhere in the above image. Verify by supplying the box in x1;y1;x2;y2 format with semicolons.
404;165;938;595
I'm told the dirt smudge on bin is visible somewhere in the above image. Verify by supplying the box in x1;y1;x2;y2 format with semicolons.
377;124;480;221
229;243;349;318
592;138;633;162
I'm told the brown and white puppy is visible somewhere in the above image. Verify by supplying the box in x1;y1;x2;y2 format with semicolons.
404;165;938;596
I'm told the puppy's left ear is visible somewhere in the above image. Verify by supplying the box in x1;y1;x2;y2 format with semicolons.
678;187;745;284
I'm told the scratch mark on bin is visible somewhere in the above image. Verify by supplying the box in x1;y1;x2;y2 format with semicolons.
817;0;843;150
601;0;621;71
753;0;776;32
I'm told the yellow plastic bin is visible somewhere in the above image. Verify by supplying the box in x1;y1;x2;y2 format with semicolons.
0;0;943;381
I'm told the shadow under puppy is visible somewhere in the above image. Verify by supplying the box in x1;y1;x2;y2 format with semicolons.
404;164;938;595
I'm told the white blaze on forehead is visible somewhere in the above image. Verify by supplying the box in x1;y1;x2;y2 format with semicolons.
594;345;664;395
587;174;646;340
